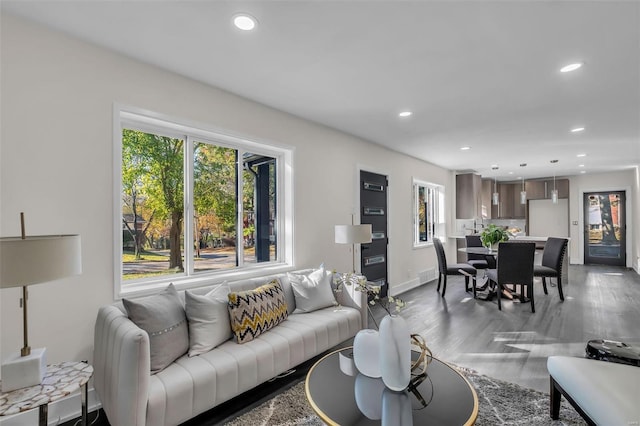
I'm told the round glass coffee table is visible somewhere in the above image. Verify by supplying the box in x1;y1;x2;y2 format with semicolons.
305;347;478;425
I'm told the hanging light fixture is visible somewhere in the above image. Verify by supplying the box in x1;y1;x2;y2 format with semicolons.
520;163;527;204
550;160;559;204
491;166;499;205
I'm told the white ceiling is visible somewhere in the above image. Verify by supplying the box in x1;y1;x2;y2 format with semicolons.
3;0;639;180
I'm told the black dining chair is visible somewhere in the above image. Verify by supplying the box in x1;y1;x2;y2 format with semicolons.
534;237;568;301
486;242;536;312
465;235;490;270
433;238;477;298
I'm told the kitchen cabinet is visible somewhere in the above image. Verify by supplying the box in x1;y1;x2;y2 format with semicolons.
486;182;526;219
481;179;492;219
525;179;569;200
512;184;526;218
456;173;483;219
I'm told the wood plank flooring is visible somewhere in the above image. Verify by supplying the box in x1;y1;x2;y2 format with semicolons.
374;264;640;393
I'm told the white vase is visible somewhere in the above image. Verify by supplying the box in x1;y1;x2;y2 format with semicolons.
354;374;385;420
382;387;413;426
353;329;381;378
379;314;411;391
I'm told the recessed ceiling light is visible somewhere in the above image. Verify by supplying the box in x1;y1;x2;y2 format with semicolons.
508;171;514;175
577;153;587;157
460;146;471;151
579;164;585;167
233;14;257;31
580;170;587;174
560;62;583;73
571;127;585;133
398;111;412;118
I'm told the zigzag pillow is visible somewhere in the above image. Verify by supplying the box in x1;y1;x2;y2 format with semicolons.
228;279;289;344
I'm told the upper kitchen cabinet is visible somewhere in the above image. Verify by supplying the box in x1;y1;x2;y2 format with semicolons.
456;173;483;218
525;179;569;200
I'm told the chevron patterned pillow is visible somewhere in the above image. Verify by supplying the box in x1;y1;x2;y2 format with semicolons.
228;279;289;344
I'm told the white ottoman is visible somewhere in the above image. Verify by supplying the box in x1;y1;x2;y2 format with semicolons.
547;356;640;425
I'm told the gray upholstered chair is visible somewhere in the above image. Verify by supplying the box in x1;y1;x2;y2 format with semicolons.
465;235;490;270
534;237;568;301
433;238;477;298
486;242;536;312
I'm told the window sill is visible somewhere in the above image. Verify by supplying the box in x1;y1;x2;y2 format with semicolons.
117;262;294;299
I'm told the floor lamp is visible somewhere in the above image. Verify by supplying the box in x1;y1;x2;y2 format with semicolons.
334;223;372;273
0;213;82;392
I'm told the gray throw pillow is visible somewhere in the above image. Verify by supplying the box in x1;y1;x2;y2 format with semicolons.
123;283;188;374
288;266;337;313
185;284;232;357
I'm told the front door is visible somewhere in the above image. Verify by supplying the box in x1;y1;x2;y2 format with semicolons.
584;191;626;266
360;171;389;297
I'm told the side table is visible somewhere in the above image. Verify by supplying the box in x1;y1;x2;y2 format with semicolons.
0;361;93;426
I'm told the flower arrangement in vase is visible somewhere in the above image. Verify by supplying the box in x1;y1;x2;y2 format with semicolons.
333;272;430;391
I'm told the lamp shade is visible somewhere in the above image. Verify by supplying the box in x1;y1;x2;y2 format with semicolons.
335;224;372;244
0;235;82;288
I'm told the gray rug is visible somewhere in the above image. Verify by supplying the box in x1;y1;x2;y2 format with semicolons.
223;368;586;426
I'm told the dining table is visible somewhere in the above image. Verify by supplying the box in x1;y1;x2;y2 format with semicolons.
457;246;530;302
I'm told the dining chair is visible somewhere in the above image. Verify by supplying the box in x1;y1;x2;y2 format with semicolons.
433;238;477;298
486;241;536;312
465;235;490;270
534;237;568;301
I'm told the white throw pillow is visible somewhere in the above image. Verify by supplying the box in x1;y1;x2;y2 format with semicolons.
185;284;231;357
288;266;337;313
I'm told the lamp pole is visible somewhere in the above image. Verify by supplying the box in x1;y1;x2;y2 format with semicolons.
19;212;31;357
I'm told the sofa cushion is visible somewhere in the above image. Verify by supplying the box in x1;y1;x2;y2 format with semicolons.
122;283;189;374
288;266;337;313
185;284;232;357
228;279;289;343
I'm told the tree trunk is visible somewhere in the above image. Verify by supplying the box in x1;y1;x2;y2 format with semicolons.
169;210;184;270
599;195;617;244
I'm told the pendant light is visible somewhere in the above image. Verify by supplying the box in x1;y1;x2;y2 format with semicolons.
519;163;527;204
550;160;559;204
492;177;499;205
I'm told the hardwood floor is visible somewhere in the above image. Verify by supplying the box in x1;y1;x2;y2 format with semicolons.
375;264;640;393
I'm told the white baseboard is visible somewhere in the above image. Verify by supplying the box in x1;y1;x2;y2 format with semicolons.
0;387;100;426
390;267;437;297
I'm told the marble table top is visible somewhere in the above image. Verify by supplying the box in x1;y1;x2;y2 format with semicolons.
0;361;93;416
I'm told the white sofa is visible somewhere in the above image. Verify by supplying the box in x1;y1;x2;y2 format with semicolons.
547;356;640;425
93;269;366;426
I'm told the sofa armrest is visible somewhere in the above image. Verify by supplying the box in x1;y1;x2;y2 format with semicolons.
94;305;150;426
332;275;368;329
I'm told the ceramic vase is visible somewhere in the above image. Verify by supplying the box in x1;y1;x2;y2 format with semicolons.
379;314;411;391
353;329;381;378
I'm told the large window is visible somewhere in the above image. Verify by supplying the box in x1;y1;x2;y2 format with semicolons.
117;109;292;294
414;179;445;247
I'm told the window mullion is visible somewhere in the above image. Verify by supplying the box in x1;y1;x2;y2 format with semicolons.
237;149;244;268
184;135;194;275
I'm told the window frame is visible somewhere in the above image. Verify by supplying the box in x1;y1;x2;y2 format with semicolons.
114;105;294;298
413;178;446;248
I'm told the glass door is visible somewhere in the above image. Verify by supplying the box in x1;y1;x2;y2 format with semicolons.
584;191;626;266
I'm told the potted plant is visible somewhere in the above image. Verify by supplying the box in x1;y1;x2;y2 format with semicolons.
480;224;509;249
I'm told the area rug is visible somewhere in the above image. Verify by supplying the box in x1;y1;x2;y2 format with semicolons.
223;368;586;426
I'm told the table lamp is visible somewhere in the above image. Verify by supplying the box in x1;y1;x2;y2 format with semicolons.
0;213;81;392
334;223;372;273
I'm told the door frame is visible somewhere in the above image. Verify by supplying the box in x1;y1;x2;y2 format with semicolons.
577;185;632;267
